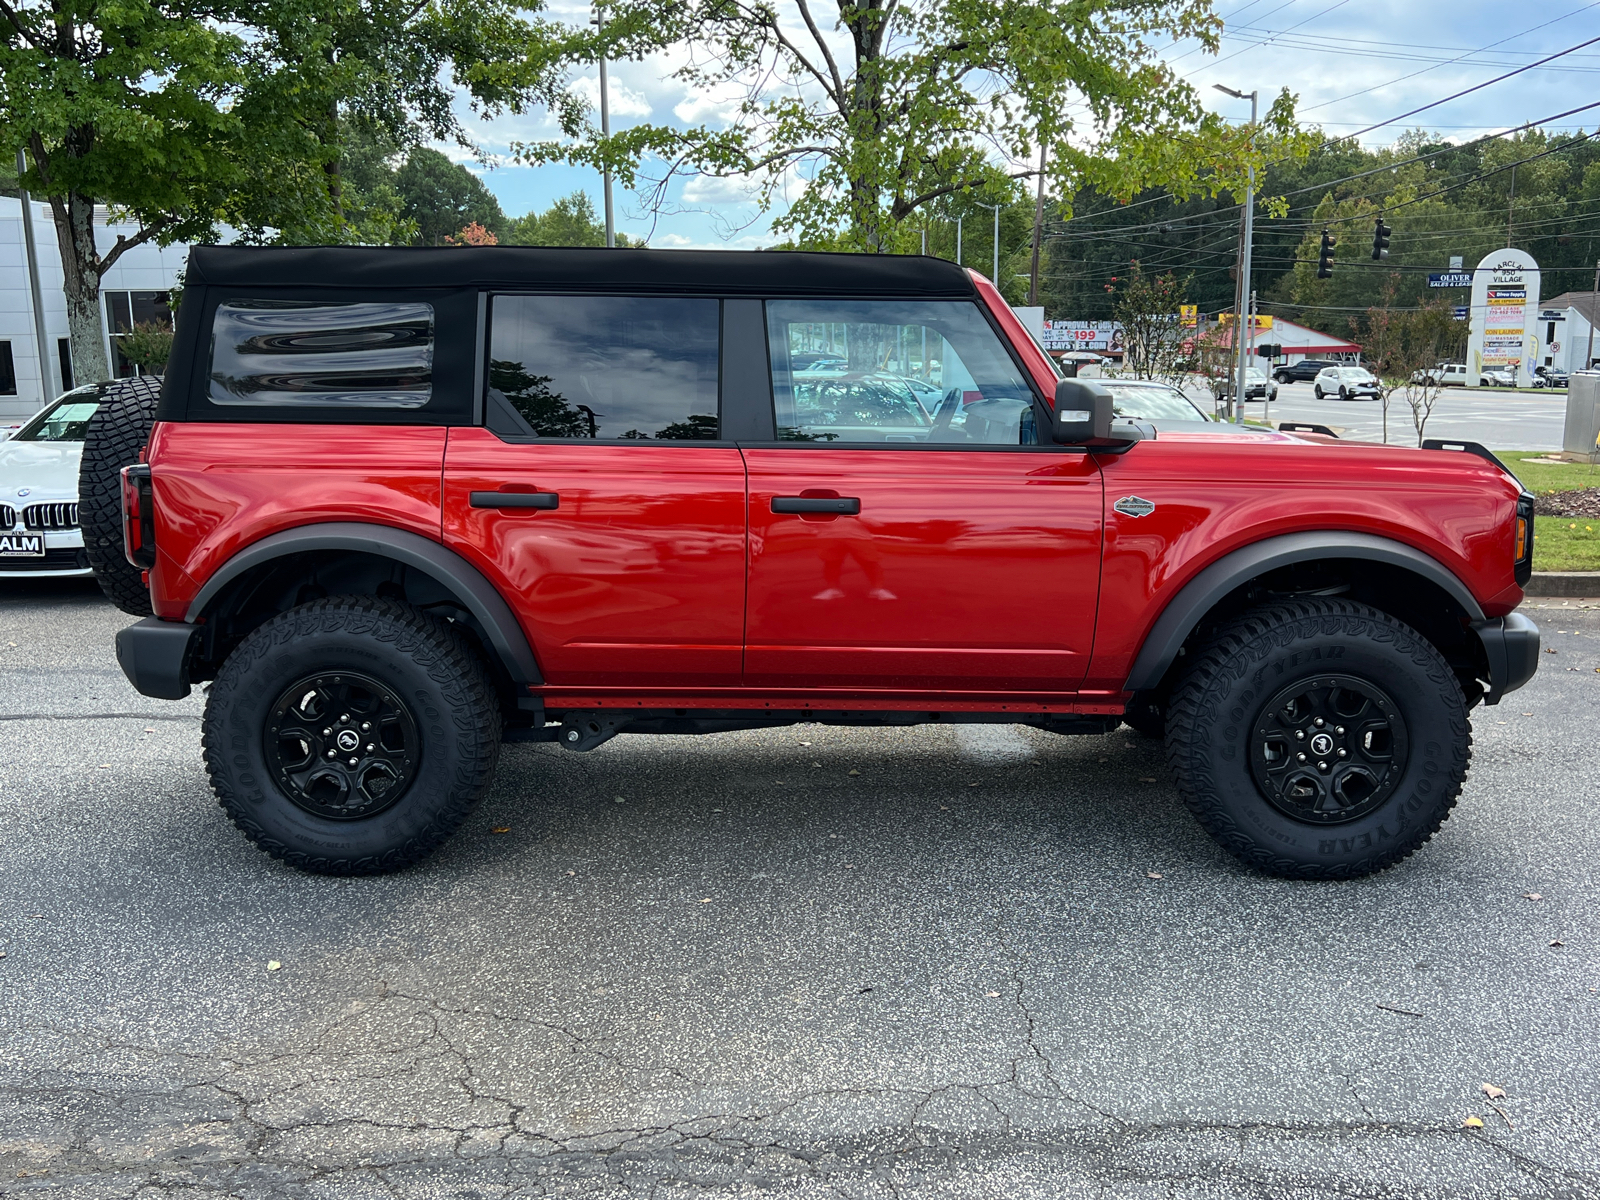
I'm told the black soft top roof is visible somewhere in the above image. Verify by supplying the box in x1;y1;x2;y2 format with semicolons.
186;244;977;298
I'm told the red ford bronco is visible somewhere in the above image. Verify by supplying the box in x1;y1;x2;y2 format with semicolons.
85;245;1539;879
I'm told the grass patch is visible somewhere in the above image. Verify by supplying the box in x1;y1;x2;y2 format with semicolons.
1495;451;1600;496
1532;518;1600;572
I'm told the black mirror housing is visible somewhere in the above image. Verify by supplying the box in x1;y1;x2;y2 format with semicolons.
1052;379;1140;447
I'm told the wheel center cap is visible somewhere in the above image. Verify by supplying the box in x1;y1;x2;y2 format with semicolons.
1310;732;1334;756
336;729;360;752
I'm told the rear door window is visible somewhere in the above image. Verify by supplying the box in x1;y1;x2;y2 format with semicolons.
207;300;434;408
487;296;721;439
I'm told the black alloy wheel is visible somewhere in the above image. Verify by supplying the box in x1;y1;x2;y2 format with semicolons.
1314;386;1324;399
1338;385;1349;400
267;672;419;820
1249;675;1407;824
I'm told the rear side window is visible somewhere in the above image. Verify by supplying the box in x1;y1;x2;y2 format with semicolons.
208;300;434;408
487;295;720;439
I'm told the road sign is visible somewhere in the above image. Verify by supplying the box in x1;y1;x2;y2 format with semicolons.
1179;304;1197;327
1452;306;1469;320
1429;272;1473;288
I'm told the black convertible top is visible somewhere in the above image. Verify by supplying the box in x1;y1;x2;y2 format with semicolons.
186;244;977;297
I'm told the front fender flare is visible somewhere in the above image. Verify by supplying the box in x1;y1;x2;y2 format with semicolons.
185;522;541;687
1124;531;1486;693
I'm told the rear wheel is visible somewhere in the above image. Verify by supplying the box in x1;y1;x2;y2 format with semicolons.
78;376;161;615
1165;598;1470;879
202;596;501;875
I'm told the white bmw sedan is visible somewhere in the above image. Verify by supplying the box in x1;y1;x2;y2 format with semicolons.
0;386;111;578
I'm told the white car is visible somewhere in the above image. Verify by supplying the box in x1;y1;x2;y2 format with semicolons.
0;386;110;578
1313;366;1382;400
1480;367;1518;388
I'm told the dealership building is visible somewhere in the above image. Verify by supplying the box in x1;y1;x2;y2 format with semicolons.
0;196;191;423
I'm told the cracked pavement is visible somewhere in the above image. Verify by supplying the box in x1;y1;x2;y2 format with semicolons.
1;579;1597;1198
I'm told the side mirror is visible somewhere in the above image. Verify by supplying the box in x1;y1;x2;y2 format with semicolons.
1052;379;1141;448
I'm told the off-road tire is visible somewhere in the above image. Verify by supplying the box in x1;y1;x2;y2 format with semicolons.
1166;598;1471;879
78;376;162;615
202;596;501;875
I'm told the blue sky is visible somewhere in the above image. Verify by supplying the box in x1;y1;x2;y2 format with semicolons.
452;0;1600;248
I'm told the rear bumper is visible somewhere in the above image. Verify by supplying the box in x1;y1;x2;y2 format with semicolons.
115;617;199;700
1473;612;1540;705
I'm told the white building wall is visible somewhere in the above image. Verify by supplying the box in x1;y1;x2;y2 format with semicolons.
1550;309;1595;374
0;196;195;420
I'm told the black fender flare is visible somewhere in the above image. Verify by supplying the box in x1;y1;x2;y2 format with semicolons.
1124;531;1486;692
185;522;542;686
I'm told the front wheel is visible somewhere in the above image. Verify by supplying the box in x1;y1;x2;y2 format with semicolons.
1338;386;1349;400
1165;599;1470;879
1313;386;1324;399
202;596;502;874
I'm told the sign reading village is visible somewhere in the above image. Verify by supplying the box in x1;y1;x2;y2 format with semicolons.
1467;249;1541;388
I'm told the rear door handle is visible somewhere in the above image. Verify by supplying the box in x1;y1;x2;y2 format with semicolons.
471;491;559;510
771;496;861;515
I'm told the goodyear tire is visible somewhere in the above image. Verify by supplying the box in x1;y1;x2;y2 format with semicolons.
1166;598;1470;879
202;597;501;875
78;376;161;615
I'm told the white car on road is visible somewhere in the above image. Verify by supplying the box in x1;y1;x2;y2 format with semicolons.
0;386;111;578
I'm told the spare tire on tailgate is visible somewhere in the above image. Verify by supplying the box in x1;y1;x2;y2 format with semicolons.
78;376;162;616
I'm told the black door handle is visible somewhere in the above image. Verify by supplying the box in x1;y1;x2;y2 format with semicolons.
471;491;559;510
772;496;861;515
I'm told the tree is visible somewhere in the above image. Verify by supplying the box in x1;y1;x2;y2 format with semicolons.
119;322;175;373
520;0;1307;252
503;190;640;247
1359;293;1464;445
1107;263;1191;382
1;0;578;384
396;149;508;244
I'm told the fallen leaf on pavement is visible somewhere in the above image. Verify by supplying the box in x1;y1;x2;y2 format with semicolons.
800;740;811;746
490;826;511;834
0;950;7;958
1550;940;1566;947
700;897;712;903
848;769;859;776
1524;893;1543;901
1462;1116;1484;1129
267;961;281;971
985;991;1000;997
613;796;625;804
1482;1083;1506;1100
1147;872;1163;879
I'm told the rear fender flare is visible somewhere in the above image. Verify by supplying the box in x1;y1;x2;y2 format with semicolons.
185;522;542;686
1125;531;1485;692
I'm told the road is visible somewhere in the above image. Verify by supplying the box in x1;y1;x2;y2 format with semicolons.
2;579;1598;1198
1253;382;1569;450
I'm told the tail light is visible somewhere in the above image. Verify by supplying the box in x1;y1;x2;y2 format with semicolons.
1513;492;1533;587
121;464;156;570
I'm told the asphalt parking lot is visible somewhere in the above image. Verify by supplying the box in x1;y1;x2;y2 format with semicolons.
2;579;1598;1199
1256;382;1569;449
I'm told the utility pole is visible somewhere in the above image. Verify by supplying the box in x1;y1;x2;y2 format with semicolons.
592;3;615;247
1215;83;1257;426
15;149;57;404
1586;259;1599;372
1506;164;1516;248
1028;143;1047;306
977;203;1002;285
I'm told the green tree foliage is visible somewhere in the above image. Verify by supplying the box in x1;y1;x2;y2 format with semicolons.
1107;263;1192;381
118;322;176;373
1040;128;1600;338
396;148;508;244
519;0;1307;254
502;191;640;246
1;0;578;384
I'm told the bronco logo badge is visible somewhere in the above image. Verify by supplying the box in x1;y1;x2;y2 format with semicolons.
1114;495;1156;518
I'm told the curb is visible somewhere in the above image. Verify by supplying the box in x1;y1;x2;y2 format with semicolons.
1524;572;1600;597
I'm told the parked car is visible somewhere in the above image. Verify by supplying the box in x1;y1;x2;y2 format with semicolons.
1096;378;1215;425
1479;366;1518;388
1413;362;1469;388
1313;366;1382;400
96;244;1538;882
1273;359;1338;384
1532;366;1569;389
1212;367;1279;404
0;384;118;577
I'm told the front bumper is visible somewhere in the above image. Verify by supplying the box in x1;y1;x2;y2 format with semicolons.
1473;613;1540;704
115;617;200;700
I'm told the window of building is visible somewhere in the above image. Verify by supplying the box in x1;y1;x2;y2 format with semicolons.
766;300;1036;445
0;342;15;396
207;300;435;408
487;296;720;439
105;290;175;378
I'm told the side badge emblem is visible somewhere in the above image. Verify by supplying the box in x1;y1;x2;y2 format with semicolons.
1114;495;1155;518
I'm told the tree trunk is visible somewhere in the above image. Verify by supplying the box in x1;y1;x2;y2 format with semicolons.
49;190;111;386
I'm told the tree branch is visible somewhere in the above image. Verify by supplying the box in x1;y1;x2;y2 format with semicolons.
791;0;847;109
0;0;39;48
891;166;1040;219
99;218;173;274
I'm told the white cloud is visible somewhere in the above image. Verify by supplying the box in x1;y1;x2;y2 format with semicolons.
569;75;653;119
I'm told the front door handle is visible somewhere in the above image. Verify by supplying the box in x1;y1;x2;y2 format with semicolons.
772;496;861;515
471;491;559;510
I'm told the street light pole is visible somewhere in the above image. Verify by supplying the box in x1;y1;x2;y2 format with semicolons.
1216;83;1257;425
592;3;615;248
976;203;1002;284
15;148;56;403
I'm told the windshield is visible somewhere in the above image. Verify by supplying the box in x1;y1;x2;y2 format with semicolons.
1099;381;1209;422
1343;368;1373;381
14;393;104;442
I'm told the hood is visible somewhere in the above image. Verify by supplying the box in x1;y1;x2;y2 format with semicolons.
0;440;85;503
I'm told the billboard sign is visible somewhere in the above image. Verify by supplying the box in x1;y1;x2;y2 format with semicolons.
1041;320;1124;352
1467;250;1540;387
1428;272;1473;288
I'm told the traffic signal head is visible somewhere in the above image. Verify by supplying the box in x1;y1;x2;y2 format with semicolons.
1317;229;1335;279
1371;219;1392;261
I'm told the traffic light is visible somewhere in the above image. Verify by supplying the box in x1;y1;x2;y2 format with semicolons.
1371;218;1391;261
1317;229;1335;279
1256;343;1282;359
